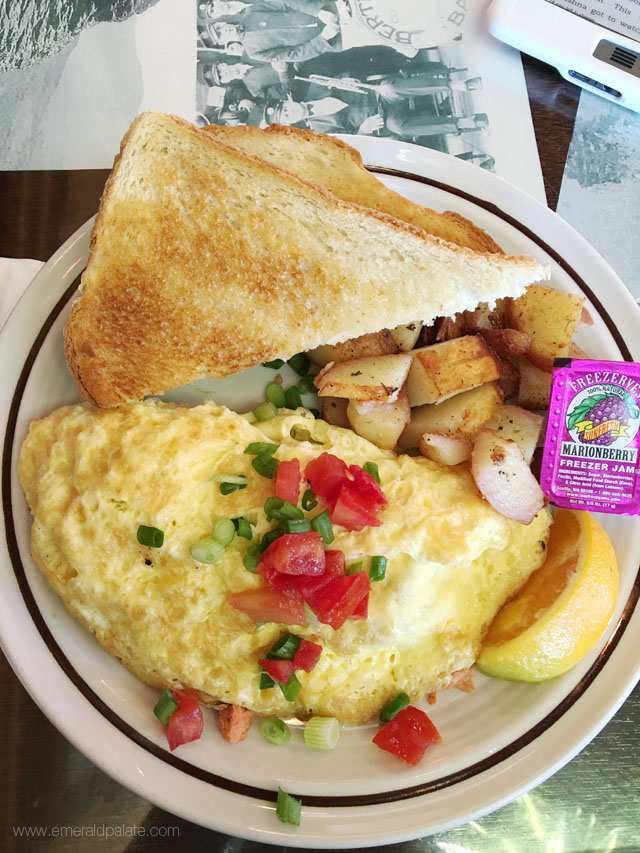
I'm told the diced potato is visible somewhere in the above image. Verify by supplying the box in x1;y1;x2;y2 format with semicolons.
517;358;551;410
484;405;543;464
407;335;502;406
307;330;399;367
399;382;503;449
321;396;350;429
390;322;423;352
315;352;413;401
347;389;410;450
418;432;473;466
434;314;465;342
497;357;520;401
506;285;584;371
462;299;506;330
476;328;531;358
471;429;546;524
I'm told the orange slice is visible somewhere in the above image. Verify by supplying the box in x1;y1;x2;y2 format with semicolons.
477;509;619;682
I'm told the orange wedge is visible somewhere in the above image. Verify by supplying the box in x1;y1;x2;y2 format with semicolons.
477;509;619;682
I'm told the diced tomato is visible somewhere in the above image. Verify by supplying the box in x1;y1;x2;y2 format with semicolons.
166;689;204;751
227;587;306;625
259;658;295;685
351;587;369;620
372;706;441;766
306;571;370;630
259;532;325;576
275;458;301;506
292;639;322;672
348;465;387;507
305;453;348;503
324;549;346;575
331;484;381;531
293;573;335;602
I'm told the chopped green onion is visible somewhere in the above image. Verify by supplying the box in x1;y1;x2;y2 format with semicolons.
284;386;303;409
260;670;275;690
311;509;334;546
252;453;279;479
279;672;302;702
260;527;284;553
346;560;363;576
210;473;249;485
369;555;388;582
297;375;317;395
309;408;321;419
190;536;226;564
301;489;318;511
287;353;310;376
137;525;164;548
263;359;284;369
153;688;178;725
253;401;278;422
233;517;253;540
260;718;291;746
212;518;236;546
244;442;279;456
303;716;341;750
265;382;286;408
363;461;381;484
240;411;257;424
264;497;303;522
243;542;262;573
379;692;410;723
290;425;311;442
267;633;302;660
220;481;246;495
276;788;301;826
254;622;265;632
282;517;311;534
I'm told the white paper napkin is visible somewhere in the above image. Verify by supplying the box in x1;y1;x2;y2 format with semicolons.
0;257;45;331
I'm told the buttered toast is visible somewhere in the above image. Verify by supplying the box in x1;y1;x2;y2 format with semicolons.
202;123;502;254
65;112;548;407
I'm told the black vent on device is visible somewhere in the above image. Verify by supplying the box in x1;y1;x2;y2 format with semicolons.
593;39;640;79
611;46;636;69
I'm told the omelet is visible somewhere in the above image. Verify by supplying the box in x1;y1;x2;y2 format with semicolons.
18;401;551;725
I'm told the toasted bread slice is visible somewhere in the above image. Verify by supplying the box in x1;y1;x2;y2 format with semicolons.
65;112;548;407
202;123;503;253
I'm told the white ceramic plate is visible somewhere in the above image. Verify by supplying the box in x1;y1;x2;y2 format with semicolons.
1;138;639;847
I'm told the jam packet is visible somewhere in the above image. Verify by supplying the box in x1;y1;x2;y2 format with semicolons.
541;358;640;515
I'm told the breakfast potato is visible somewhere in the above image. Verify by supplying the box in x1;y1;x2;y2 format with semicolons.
484;405;543;465
315;352;413;401
407;335;502;407
475;328;531;359
471;429;546;524
418;432;473;466
390;321;423;352
517;357;552;409
399;382;503;449
496;356;520;400
462;299;506;331
307;329;399;367
347;389;410;449
506;285;584;371
321;396;350;428
434;314;465;342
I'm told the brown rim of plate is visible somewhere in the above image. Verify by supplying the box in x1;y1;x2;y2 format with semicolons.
2;168;639;810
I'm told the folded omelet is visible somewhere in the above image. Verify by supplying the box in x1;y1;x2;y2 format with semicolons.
19;401;551;725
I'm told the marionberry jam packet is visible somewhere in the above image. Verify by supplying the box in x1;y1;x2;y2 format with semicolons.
541;358;640;515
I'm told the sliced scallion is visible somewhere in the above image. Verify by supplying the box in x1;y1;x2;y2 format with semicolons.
369;555;388;582
260;670;276;690
287;353;310;376
279;672;302;702
290;425;311;442
346;560;363;576
284;386;303;409
253;401;277;422
309;408;321;418
276;788;301;826
233;517;253;540
252;453;279;479
264;497;303;522
265;382;286;408
220;481;246;495
301;489;318;512
363;461;381;484
244;442;279;456
303;716;340;750
282;517;311;534
243;542;261;573
260;527;284;553
212;518;236;546
210;473;249;485
190;536;226;564
263;359;284;369
137;525;164;548
297;375;317;395
260;718;291;746
267;633;302;660
311;509;334;546
153;688;178;725
379;692;410;723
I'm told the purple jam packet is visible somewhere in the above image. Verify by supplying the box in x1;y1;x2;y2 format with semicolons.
541;358;640;515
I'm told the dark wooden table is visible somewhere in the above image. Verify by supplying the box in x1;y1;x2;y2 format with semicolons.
1;56;639;853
